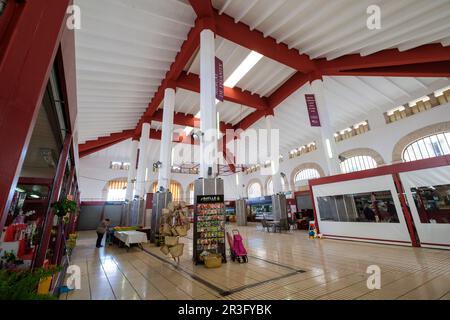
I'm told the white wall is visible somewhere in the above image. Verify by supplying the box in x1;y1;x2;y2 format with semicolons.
78;143;238;201
241;102;450;197
79;102;450;201
336;102;450;163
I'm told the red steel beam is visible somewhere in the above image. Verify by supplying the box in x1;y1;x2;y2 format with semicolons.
177;71;269;110
268;72;313;109
189;0;214;19
151;108;233;132
78;130;135;153
79;136;131;158
321;61;450;78
34;133;73;268
135;18;214;136
213;10;316;73
316;44;450;73
233;71;315;131
0;0;71;233
78;127;199;158
234;109;271;131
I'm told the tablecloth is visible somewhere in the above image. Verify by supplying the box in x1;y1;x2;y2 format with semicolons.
114;231;148;247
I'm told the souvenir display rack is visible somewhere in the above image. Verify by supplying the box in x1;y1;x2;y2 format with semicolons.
193;195;226;264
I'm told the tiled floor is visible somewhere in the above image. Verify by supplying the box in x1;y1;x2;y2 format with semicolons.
61;224;450;300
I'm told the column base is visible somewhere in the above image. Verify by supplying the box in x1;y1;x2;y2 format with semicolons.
150;192;172;243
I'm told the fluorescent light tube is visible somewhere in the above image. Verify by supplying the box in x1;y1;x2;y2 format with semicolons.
224;51;263;88
325;139;333;159
184;127;193;135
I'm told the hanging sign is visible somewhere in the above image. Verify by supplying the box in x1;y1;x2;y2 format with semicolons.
305;94;321;127
215;57;224;102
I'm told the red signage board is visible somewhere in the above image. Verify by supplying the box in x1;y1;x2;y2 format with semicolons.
215;57;224;102
305;94;321;127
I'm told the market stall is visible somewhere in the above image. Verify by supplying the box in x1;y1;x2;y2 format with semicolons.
311;175;411;245
114;230;148;248
401;164;450;249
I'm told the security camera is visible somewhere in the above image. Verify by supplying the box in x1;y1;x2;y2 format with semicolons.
153;161;162;169
191;130;204;140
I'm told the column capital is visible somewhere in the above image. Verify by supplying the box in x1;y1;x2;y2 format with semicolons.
165;80;177;90
141;115;152;124
308;71;323;84
197;17;216;33
264;109;274;117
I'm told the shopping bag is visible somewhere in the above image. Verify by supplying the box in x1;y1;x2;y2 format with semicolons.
169;243;184;257
175;225;187;237
165;236;179;246
160;223;172;236
160;245;170;255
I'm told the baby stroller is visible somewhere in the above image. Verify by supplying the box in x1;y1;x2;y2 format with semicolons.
226;229;248;263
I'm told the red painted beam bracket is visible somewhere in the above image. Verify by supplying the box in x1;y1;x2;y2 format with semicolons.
213;10;316;73
177;71;268;110
316;44;450;73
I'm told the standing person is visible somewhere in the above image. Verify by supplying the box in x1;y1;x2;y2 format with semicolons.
96;218;110;248
363;204;376;222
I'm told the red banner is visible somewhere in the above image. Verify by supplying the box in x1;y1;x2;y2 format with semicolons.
215;57;224;102
305;94;321;127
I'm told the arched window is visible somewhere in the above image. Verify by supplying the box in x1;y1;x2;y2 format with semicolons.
294;169;321;186
266;176;288;195
107;179;127;201
247;182;262;199
267;179;273;196
188;183;195;204
340;156;377;173
402;132;450;162
152;181;182;201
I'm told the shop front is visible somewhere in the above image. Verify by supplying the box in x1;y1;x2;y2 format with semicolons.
310;155;450;249
0;0;78;293
247;196;273;221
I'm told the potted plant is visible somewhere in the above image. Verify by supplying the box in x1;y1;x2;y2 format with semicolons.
0;266;61;300
52;198;77;223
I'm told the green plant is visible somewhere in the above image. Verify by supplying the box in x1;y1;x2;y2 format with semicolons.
0;267;61;300
52;198;77;218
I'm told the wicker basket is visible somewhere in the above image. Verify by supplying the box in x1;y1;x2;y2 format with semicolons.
169;243;184;257
165;236;179;246
204;254;222;268
160;245;170;255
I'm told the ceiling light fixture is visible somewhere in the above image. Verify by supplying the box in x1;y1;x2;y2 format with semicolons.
224;51;263;88
183;127;193;135
30;194;40;199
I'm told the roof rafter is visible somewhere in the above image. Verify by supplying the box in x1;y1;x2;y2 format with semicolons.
316;44;450;72
177;71;269;110
213;9;316;73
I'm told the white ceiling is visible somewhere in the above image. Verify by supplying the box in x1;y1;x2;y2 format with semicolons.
74;0;196;143
75;0;450;161
212;0;450;60
251;76;450;155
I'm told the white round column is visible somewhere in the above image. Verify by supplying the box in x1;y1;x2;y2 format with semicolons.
310;79;341;175
157;87;175;191
135;122;150;198
125;138;139;200
265;115;283;194
199;28;218;178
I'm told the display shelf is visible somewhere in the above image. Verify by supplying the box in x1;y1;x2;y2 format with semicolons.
193;195;227;264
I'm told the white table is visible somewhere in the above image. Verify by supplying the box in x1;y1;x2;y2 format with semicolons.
114;231;148;248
